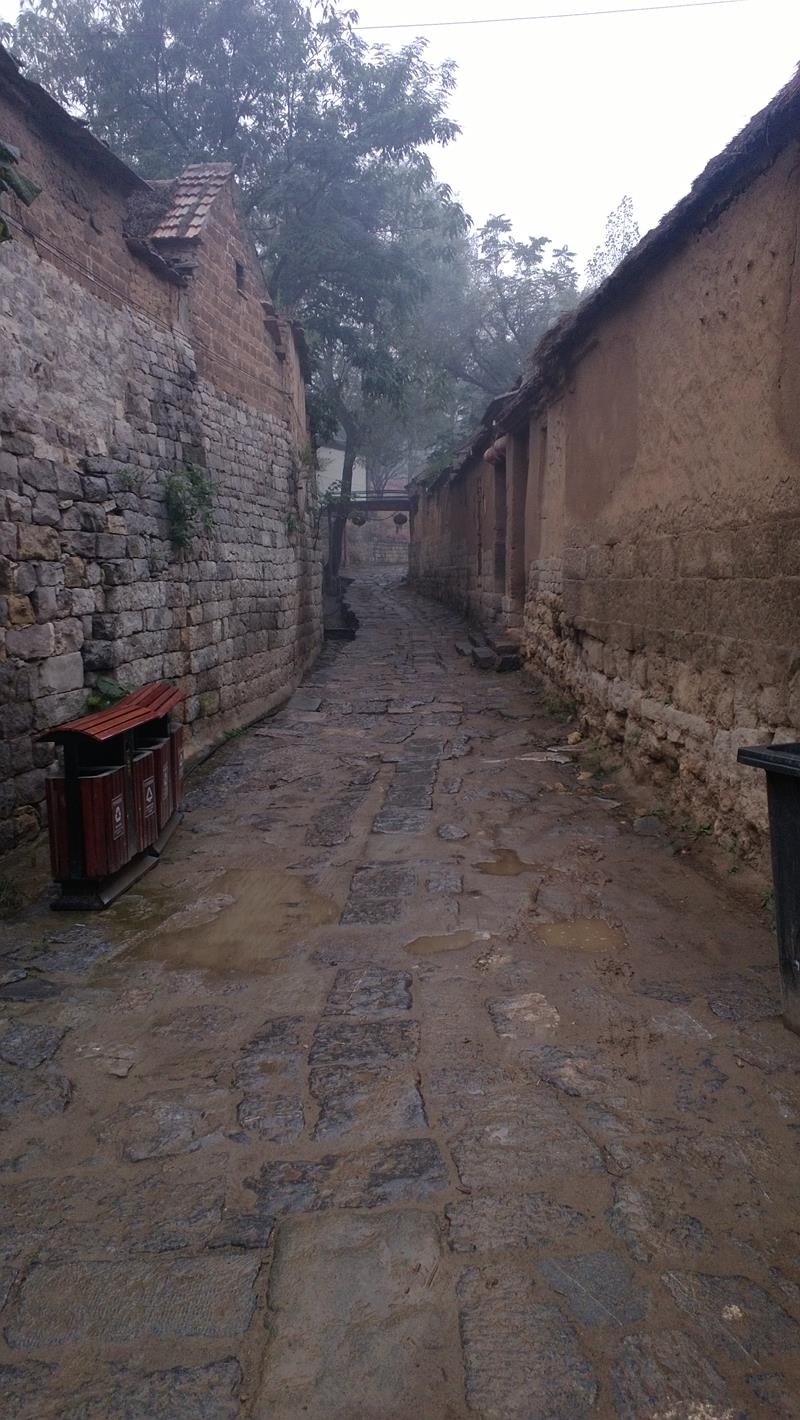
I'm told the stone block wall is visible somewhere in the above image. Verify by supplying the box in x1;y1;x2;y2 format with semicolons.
0;84;321;856
345;512;410;569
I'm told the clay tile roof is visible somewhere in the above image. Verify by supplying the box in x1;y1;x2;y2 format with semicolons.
147;163;235;240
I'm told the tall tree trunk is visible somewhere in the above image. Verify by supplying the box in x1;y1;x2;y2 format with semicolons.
329;428;357;580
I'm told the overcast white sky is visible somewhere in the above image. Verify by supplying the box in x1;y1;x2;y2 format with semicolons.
353;0;799;269
1;0;798;271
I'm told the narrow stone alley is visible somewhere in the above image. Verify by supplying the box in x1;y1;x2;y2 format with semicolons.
1;570;799;1418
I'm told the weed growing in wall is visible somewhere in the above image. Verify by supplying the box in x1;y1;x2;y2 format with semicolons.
85;676;128;712
163;463;213;550
0;139;41;242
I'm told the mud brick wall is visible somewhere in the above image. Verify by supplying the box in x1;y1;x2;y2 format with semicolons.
412;138;800;854
0;91;321;855
410;461;490;623
410;452;518;631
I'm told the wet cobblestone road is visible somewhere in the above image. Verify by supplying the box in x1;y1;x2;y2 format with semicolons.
1;570;799;1418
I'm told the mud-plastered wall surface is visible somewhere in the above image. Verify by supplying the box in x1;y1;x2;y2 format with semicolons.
411;140;800;852
521;143;800;850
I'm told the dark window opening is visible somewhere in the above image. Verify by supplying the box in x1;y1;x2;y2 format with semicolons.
235;261;246;294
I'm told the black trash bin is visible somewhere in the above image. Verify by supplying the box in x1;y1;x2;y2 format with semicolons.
738;742;800;1033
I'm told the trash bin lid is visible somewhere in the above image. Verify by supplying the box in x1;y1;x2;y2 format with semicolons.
738;743;800;777
38;681;183;743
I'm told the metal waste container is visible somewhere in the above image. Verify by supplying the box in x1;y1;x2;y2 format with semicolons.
738;742;800;1032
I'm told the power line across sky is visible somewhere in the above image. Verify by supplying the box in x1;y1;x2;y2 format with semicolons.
355;0;755;32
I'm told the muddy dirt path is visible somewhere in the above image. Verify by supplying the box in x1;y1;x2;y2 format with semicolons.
1;570;798;1418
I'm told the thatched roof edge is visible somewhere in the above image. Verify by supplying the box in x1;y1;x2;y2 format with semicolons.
417;63;800;495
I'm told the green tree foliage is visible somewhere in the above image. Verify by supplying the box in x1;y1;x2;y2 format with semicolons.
9;0;460;321
371;214;579;477
8;0;579;523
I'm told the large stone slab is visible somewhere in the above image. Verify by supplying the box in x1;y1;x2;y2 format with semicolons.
310;1020;419;1070
1;1168;225;1262
706;974;781;1023
346;866;417;902
12;926;120;976
60;1359;242;1420
609;1182;708;1264
6;1254;259;1346
612;1331;737;1420
254;1211;458;1420
247;1138;448;1214
446;1192;588;1254
339;899;401;924
322;967;413;1018
458;1267;597;1419
0;1024;66;1069
748;1371;800;1416
537;1249;648;1327
239;1016;307;1068
0;1064;71;1125
452;1098;605;1188
311;1063;425;1141
236;1019;306;1142
237;1087;304;1143
662;1270;800;1362
372;809;428;834
0;1361;55;1420
488;992;560;1042
97;1088;231;1162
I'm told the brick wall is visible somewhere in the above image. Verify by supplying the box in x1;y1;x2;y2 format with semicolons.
0;88;321;855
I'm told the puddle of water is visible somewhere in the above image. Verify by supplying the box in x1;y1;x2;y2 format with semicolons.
404;929;490;956
476;848;536;877
537;918;626;952
126;867;338;972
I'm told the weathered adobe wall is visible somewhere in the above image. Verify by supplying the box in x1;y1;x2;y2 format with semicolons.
521;139;800;849
409;459;495;623
0;94;321;855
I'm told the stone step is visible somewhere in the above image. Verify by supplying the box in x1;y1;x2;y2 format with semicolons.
472;646;497;671
455;640;473;657
486;632;520;657
495;652;521;673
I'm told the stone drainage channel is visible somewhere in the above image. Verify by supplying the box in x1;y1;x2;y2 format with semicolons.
0;568;797;1419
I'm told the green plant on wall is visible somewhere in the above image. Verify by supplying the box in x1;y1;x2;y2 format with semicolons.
0;140;41;242
164;463;213;550
86;676;128;712
297;440;318;474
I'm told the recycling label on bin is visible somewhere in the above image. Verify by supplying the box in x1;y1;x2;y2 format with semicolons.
161;764;170;803
111;793;125;840
143;778;156;819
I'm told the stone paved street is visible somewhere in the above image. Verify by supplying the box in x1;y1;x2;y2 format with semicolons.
2;570;800;1418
